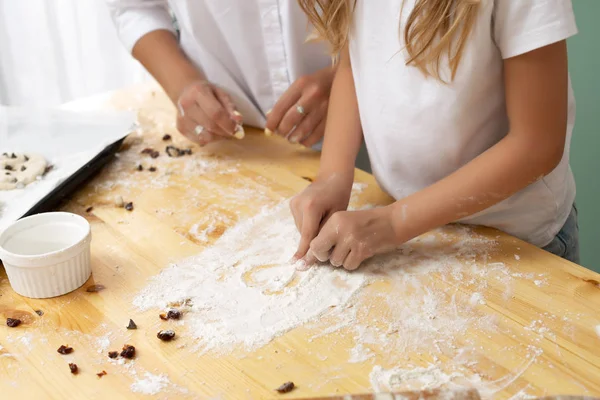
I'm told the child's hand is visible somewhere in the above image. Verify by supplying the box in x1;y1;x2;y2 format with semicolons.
290;173;354;261
302;207;401;271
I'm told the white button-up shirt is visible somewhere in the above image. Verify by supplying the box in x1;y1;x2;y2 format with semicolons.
107;0;331;128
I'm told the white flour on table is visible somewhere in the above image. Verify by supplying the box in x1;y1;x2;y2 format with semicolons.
131;372;171;395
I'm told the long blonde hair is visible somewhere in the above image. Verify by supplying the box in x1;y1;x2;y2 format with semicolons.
298;0;481;81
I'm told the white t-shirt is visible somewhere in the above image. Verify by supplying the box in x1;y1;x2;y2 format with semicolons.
107;0;331;128
349;0;578;247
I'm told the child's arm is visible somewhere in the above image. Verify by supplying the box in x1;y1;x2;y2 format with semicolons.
304;40;569;270
290;44;363;260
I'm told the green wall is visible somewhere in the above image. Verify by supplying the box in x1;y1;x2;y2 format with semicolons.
569;0;600;272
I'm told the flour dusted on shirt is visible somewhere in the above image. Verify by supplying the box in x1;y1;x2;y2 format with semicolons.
349;0;577;247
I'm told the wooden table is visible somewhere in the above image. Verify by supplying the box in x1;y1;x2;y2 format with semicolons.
1;85;599;400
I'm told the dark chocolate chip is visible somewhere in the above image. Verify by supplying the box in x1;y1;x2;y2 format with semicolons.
20;165;26;171
126;319;137;330
157;330;176;341
68;363;78;374
137;164;143;171
24;155;29;162
57;345;74;355
166;309;181;320
275;382;295;394
4;165;13;171
124;202;134;211
6;318;21;327
35;310;44;316
120;344;136;359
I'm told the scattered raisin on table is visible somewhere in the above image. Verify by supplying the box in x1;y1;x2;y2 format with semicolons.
108;351;119;359
157;330;176;341
275;382;295;394
6;318;21;327
68;363;78;374
148;166;157;172
124;202;134;211
167;309;182;320
162;134;172;141
97;370;107;378
86;284;106;293
57;345;74;355
126;319;137;330
120;344;136;359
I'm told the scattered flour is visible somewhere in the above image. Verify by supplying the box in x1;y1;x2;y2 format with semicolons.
370;365;469;392
131;372;170;395
96;335;111;354
134;202;368;353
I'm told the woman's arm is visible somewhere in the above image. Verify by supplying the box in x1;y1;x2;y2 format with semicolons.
107;0;241;143
131;30;205;103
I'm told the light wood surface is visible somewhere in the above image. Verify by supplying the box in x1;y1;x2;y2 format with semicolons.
1;86;599;400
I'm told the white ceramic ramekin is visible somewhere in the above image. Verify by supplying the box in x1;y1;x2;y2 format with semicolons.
0;212;92;298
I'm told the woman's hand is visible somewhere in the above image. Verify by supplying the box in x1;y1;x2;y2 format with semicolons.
290;173;354;261
302;207;402;271
176;80;245;146
266;66;335;147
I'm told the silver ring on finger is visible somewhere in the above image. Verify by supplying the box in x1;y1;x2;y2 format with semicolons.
296;105;306;116
194;125;205;136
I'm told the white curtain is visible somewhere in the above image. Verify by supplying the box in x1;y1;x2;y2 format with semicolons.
0;0;152;106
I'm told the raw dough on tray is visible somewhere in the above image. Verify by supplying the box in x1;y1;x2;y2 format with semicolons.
0;152;47;190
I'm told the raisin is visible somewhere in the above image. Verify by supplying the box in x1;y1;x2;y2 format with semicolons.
35;310;44;316
275;382;295;394
157;330;176;341
167;309;181;320
86;284;105;293
68;363;78;374
162;134;172;141
85;206;93;213
150;151;160;159
120;344;136;359
124;202;134;211
57;345;74;355
97;370;107;378
126;319;137;330
137;164;143;171
148;166;157;172
108;351;119;359
6;318;21;327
